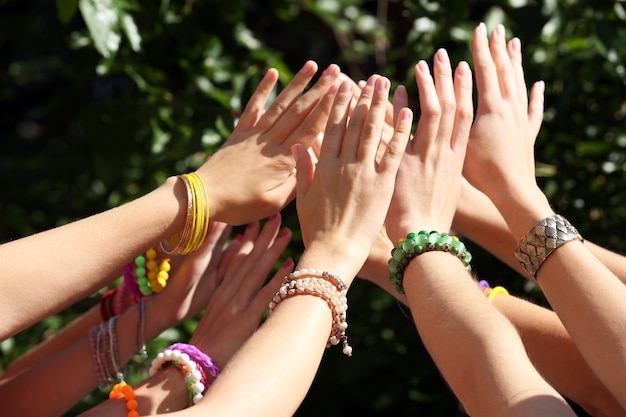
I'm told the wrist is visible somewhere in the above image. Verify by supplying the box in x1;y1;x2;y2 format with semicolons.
297;241;368;287
490;187;554;239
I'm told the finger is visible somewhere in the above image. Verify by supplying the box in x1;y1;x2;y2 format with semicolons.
236;68;280;130
472;22;501;107
413;60;440;153
238;226;292;299
528;80;545;142
343;75;380;159
450;61;474;153
319;80;354;160
507;37;529;110
293;144;316;205
220;215;285;299
248;257;295;317
289;81;339;157
253;61;318;132
380;107;413;173
224;221;261;280
216;234;243;279
265;63;341;146
490;24;518;101
392;85;409;126
357;77;391;162
432;48;457;145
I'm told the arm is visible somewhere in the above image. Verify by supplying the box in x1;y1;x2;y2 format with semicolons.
454;178;626;284
0;61;341;341
0;222;232;417
491;292;626;417
81;214;295;416
79;74;412;417
385;46;576;416
463;23;626;407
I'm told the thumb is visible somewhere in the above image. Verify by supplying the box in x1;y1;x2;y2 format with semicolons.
292;144;315;201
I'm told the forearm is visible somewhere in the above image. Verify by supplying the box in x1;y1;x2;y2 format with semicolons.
404;252;575;417
492;192;626;407
537;242;626;408
0;177;187;340
0;296;173;416
584;240;626;285
492;293;626;417
2;305;101;379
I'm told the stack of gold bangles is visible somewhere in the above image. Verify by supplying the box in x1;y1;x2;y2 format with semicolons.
161;172;210;256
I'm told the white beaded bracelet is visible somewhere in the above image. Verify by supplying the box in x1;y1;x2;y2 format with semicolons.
149;349;206;405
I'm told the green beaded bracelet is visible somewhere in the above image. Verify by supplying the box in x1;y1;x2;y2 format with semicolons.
388;230;473;294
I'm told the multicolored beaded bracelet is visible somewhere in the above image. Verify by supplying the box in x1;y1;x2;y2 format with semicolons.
149;348;209;406
389;231;473;294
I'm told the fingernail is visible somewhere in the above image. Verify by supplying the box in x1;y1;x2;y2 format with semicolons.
267;213;279;222
366;74;378;87
456;61;471;77
234;234;243;241
375;77;390;92
416;60;430;75
436;48;450;64
278;227;291;238
536;80;545;93
299;61;317;76
511;37;521;53
338;80;352;93
399;108;413;121
478;22;486;35
495;24;505;38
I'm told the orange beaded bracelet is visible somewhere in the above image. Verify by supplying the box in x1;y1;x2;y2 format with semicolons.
109;381;139;417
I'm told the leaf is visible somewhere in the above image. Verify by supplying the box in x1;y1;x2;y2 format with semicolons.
56;0;79;24
78;0;122;58
120;11;142;52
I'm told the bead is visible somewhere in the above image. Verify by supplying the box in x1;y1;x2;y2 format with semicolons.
134;255;146;266
389;231;473;294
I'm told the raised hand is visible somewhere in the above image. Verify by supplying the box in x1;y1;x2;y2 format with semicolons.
463;23;546;210
197;61;341;225
386;49;474;243
293;75;413;282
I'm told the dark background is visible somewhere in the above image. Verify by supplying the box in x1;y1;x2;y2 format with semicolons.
1;0;625;415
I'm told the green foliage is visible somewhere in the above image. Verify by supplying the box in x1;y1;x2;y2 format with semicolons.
1;0;625;416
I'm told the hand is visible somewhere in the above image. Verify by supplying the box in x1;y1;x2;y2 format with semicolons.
462;23;546;205
344;75;410;163
386;49;474;243
189;213;294;368
148;222;232;327
293;75;412;282
197;61;341;225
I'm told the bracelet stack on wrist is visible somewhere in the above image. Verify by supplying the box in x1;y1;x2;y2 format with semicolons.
161;173;210;256
388;230;473;294
269;269;352;356
149;343;220;406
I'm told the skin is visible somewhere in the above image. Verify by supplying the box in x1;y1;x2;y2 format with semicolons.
0;60;341;341
80;74;413;417
463;22;626;409
383;43;576;417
